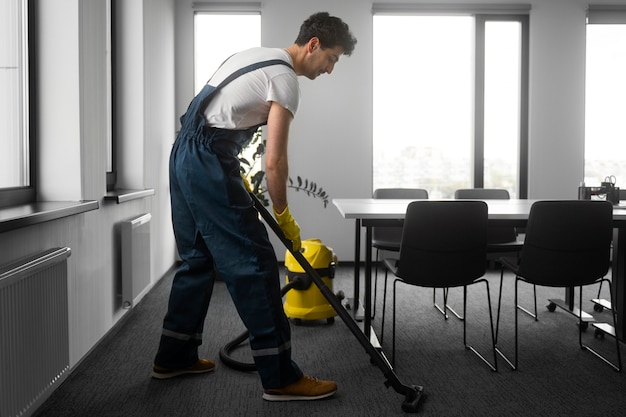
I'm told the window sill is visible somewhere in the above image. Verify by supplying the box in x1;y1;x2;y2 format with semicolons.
0;200;100;233
104;188;155;204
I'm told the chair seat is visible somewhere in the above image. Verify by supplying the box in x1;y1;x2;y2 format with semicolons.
382;257;399;274
499;256;519;272
487;236;525;253
372;239;401;252
372;219;405;251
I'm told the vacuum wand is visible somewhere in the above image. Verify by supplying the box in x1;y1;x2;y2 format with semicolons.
250;193;425;413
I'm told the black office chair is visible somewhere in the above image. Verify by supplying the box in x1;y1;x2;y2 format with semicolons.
452;188;535;320
380;201;497;371
495;200;621;371
372;188;428;318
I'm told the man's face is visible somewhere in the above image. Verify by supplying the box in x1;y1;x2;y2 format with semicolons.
304;38;344;80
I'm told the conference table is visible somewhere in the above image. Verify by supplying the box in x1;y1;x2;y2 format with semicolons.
332;198;626;344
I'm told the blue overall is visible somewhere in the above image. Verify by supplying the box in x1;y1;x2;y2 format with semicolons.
155;60;303;389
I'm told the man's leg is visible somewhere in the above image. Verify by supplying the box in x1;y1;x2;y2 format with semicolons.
153;138;216;373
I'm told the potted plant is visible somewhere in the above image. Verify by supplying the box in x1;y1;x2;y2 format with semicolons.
239;127;330;208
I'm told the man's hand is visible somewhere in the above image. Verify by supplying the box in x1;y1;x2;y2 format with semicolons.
273;205;301;252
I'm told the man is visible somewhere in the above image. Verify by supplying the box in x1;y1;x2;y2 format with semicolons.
153;12;357;402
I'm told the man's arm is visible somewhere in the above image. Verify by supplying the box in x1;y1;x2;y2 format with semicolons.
265;101;294;213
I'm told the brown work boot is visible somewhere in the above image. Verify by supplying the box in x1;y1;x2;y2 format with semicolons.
152;358;215;379
262;375;337;401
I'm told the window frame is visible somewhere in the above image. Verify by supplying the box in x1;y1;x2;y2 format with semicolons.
371;8;529;198
0;0;36;208
474;14;529;197
106;0;116;191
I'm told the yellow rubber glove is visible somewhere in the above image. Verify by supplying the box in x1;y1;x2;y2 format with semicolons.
241;173;253;193
273;205;302;252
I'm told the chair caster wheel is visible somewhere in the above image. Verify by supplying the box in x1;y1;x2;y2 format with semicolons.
547;302;557;312
579;321;589;331
595;328;605;339
327;317;335;325
593;304;604;312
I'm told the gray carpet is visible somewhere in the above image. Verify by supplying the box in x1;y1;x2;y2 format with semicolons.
34;264;626;417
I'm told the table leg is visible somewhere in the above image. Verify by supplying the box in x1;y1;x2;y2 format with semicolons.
353;219;361;317
365;225;372;340
612;228;626;340
565;287;574;310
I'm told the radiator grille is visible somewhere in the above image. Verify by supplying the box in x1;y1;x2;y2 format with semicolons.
122;213;152;308
0;247;71;417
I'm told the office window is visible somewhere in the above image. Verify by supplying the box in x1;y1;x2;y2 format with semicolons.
0;0;34;207
483;20;522;193
194;12;261;176
373;11;528;198
194;13;261;94
585;13;626;187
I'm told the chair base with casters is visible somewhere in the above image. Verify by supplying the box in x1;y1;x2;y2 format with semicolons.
592;275;614;315
546;286;595;331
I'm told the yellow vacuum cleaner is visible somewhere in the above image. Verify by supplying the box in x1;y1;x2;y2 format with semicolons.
283;238;337;323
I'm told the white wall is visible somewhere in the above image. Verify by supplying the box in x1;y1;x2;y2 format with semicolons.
115;0;146;190
0;0;177;368
528;0;586;199
177;0;626;261
38;0;82;201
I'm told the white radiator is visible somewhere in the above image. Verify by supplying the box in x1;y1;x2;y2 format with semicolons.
121;213;152;308
0;247;71;417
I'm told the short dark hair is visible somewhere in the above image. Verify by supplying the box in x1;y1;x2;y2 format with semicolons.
294;12;357;56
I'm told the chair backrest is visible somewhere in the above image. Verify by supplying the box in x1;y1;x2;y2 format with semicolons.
454;188;510;200
373;188;429;200
372;189;429;248
517;200;613;287
454;188;516;244
396;201;488;287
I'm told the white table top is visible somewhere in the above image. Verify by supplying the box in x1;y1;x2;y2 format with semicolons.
332;198;626;221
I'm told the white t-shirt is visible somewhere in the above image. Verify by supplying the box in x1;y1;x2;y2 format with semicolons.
203;47;299;130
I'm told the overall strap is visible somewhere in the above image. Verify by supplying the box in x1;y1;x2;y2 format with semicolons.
216;59;294;91
198;59;294;113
